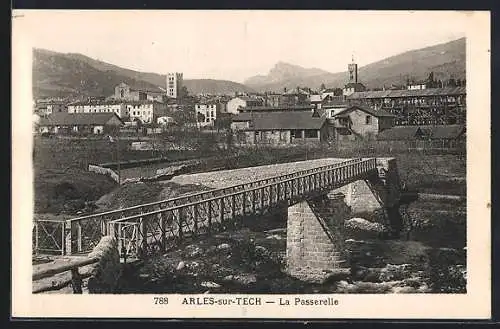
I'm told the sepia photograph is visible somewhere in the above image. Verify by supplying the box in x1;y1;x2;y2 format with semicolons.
12;10;490;319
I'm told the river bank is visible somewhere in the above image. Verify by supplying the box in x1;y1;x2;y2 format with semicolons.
115;197;466;294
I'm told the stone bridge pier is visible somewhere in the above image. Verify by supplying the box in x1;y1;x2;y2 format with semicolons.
285;157;402;282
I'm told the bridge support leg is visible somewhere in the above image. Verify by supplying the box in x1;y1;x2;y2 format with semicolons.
336;158;403;238
286;199;347;283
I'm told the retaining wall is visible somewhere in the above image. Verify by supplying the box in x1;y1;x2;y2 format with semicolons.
88;164;120;184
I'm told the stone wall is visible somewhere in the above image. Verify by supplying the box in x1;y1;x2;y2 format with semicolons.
86;236;121;293
286;200;344;283
88;164;120;184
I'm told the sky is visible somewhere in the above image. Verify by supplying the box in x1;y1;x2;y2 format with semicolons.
13;10;468;83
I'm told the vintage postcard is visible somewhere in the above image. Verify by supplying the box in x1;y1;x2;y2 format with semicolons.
12;10;491;319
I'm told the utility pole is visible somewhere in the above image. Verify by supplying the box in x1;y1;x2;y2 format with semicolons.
116;132;121;185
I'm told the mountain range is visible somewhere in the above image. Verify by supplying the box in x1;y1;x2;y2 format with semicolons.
33;49;255;98
33;37;465;99
245;37;466;91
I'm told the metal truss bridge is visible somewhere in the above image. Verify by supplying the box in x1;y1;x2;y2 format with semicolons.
33;158;378;259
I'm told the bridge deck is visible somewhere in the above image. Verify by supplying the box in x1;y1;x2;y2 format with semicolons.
171;158;352;189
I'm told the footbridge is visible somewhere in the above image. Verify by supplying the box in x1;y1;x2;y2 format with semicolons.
33;157;402;282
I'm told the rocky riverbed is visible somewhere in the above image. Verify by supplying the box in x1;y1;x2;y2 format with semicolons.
116;197;466;294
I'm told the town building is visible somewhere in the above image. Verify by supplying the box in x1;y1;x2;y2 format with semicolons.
68;100;127;117
342;57;367;96
125;101;168;124
279;88;310;106
37;112;123;135
376;124;465;149
194;102;220;127
329;105;395;141
346;86;466;125
226;96;264;114
407;82;427;90
263;92;281;107
166;72;184;98
35;100;68;116
113;82;167;102
342;82;367;97
238;105;314;114
157;116;177;126
68;99;168;124
230;110;328;146
309;94;322;109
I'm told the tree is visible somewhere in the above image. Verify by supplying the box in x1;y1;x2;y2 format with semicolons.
333;88;343;96
447;78;457;87
196;112;206;125
179;86;189;99
320;83;326;91
427;72;435;87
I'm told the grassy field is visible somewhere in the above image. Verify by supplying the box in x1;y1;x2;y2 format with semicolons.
33;136;221;214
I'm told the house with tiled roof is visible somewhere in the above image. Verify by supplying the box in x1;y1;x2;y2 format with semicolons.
226;96;264;114
342;82;367;97
376;124;465;149
112;82;168;103
376;126;429;141
329;105;395;141
67;99;167;124
345;87;466;126
230;110;328;145
37;112;123;135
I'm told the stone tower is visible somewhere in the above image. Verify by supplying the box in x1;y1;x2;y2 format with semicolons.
348;55;358;84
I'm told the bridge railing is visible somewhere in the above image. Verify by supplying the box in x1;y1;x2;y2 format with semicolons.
36;158;365;255
32;219;66;255
107;158;377;259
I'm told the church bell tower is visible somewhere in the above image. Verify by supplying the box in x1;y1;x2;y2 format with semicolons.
348;55;358;84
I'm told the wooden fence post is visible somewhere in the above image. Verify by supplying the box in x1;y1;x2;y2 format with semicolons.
71;268;83;294
76;221;82;253
64;221;71;256
34;222;39;255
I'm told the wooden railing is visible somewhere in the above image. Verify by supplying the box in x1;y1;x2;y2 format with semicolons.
32;257;99;294
33;158;378;256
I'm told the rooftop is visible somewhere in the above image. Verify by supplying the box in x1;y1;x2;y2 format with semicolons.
38;112;124;126
336;105;395;118
232;111;326;130
69;99;164;106
344;82;366;89
348;87;466;99
239;105;314;112
377;124;465;140
376;126;426;141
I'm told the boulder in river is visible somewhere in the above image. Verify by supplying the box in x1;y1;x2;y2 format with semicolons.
176;261;185;271
345;218;387;233
200;281;220;288
217;243;231;250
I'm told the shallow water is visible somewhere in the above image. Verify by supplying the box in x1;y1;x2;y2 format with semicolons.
117;201;466;294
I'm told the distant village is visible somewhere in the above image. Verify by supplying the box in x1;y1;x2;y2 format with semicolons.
33;59;466;147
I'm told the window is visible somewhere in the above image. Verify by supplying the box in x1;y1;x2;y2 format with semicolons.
304;130;318;138
365;115;372;124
